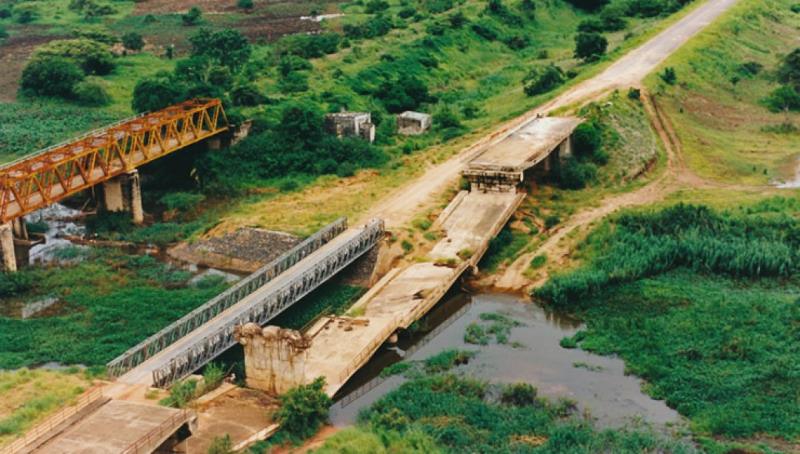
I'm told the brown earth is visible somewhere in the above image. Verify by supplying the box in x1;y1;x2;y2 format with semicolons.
0;27;62;102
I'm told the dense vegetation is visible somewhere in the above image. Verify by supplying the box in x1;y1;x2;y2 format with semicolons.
536;199;800;440
0;248;227;368
314;360;698;453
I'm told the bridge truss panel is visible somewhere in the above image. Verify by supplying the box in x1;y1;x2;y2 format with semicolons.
0;98;228;223
107;217;350;378
151;219;385;388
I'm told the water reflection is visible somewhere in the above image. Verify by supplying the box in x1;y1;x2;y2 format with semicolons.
331;293;681;429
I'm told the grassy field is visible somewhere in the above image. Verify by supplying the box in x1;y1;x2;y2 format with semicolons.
536;197;800;446
0;248;227;369
644;0;800;185
0;368;92;447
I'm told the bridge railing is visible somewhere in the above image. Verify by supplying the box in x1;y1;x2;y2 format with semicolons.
107;217;349;378
151;218;385;388
0;385;105;454
121;409;193;454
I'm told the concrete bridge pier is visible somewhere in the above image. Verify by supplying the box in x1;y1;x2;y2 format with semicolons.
102;170;144;224
0;223;16;272
0;218;46;272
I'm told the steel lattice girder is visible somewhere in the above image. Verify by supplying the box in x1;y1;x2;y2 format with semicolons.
0;98;228;223
106;218;349;378
151;219;385;388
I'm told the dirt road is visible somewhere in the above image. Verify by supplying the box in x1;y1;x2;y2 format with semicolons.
362;0;741;229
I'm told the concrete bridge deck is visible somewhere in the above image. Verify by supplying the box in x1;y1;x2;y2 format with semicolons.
300;190;525;396
466;117;582;174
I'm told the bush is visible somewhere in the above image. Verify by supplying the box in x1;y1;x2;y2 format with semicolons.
365;0;389;14
131;73;186;112
231;83;264;106
159;192;205;213
207;435;233;454
572;120;603;159
236;0;254;10
20;57;84;98
121;32;144;51
276;377;332;441
277;33;340;59
660;67;677;85
182;7;202;26
544;215;560;229
500;383;538;406
0;9;10;19
33;39;115;75
627;87;641;100
523;64;565;96
563;0;609;11
574;32;607;62
201;362;225;394
433;106;462;129
0;26;7;41
778;48;800;90
792;3;800;13
766;85;800;112
160;379;197;408
73;80;110;106
558;157;597;189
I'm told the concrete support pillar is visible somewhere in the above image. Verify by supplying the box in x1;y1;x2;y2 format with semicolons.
0;223;17;273
208;137;222;151
102;170;144;224
559;136;572;159
11;217;28;240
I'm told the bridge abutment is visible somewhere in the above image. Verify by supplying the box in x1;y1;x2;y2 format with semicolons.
102;170;144;224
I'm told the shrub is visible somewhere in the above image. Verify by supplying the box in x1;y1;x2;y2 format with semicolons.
563;0;608;11
0;26;7;41
131;73;186;112
231;83;264;106
20;57;84;98
627;87;641;100
201;362;225;394
336;162;356;178
778;48;800;89
737;61;763;77
160;379;197;408
279;71;309;93
544;215;560;229
660;67;677;85
433;106;462;129
574;32;607;62
523;64;565;96
0;273;33;298
207;435;233;454
236;0;254;10
73;80;110;106
365;0;389;14
121;32;144;51
572;120;603;159
33;39;115;75
766;85;800;112
159;192;205;213
276;377;332;441
530;254;547;269
277;33;340;59
792;3;800;13
182;7;202;26
558;157;597;189
0;9;10;19
500;383;538;406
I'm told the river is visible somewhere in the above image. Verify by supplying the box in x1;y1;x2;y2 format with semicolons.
331;292;681;430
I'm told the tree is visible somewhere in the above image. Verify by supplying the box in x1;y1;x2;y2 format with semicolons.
766;85;800;112
189;29;251;71
131;73;186;112
20;57;84;98
73;80;110;106
276;101;324;147
33;39;115;75
523;64;565;96
182;7;202;26
121;32;144;51
275;378;332;441
231;84;264;106
572;120;603;159
574;32;607;62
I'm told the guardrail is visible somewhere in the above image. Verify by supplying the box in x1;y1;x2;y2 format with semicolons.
121;409;193;454
151;219;385;388
107;217;349;378
335;315;401;390
0;385;105;454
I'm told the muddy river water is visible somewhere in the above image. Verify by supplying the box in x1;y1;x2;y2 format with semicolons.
331;292;680;429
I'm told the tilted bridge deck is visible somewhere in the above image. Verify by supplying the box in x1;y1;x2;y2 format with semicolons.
116;218;384;388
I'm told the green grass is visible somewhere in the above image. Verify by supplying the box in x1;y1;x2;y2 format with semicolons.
0;368;91;447
644;0;800;185
321;373;700;454
536;198;800;441
479;226;530;273
271;280;364;330
0;248;227;369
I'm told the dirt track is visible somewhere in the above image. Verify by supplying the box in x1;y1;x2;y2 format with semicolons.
360;0;741;230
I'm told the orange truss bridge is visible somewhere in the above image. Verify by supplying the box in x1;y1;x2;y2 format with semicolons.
0;98;228;223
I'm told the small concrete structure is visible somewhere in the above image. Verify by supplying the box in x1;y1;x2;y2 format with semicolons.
324;112;376;143
464;117;582;192
397;111;432;135
101;169;144;224
0;218;45;272
235;324;312;395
